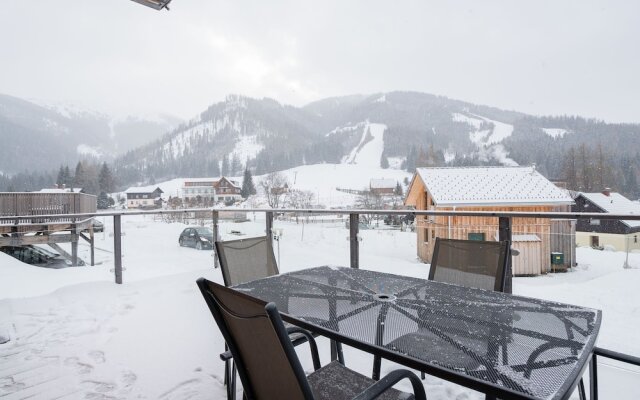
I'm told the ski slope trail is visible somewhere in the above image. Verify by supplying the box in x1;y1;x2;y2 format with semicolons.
343;122;387;168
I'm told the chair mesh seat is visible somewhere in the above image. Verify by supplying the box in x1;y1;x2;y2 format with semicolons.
307;361;414;400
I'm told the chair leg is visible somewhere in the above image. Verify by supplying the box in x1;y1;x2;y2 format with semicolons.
372;355;381;380
335;341;345;365
230;361;237;400
578;378;586;400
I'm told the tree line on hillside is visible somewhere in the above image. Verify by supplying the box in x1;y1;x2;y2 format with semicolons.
0;161;117;205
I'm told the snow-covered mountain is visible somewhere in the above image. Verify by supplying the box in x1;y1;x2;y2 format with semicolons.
0;93;181;174
115;91;640;189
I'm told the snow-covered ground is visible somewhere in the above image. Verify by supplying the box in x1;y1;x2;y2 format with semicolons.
121;162;411;209
1;214;639;399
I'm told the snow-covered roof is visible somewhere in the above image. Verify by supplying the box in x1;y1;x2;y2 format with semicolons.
370;178;396;189
38;188;83;193
125;186;163;194
415;166;573;206
579;192;640;228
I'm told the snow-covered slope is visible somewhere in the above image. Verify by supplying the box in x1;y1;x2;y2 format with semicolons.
452;112;517;166
342;122;387;167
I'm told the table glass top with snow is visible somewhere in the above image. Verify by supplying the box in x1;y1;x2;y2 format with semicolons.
232;266;601;400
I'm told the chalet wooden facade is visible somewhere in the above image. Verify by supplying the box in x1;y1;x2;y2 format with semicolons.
182;177;241;203
405;167;575;275
370;179;396;196
125;187;163;209
573;191;640;251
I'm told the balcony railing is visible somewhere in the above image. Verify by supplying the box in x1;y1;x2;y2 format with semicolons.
1;207;639;399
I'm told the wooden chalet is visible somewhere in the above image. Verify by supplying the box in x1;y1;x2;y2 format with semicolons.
370;179;396;196
182;177;242;203
573;190;640;251
125;187;164;209
0;191;97;266
405;166;575;275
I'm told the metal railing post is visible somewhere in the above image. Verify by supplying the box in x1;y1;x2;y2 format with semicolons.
114;214;123;284
590;353;598;400
71;217;78;267
350;213;359;269
498;216;512;294
266;211;274;240
212;210;219;269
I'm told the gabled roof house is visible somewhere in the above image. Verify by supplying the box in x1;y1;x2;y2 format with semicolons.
405;166;574;275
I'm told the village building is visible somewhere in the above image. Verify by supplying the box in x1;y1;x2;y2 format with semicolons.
370;178;396;196
182;177;241;203
125;187;163;209
572;190;640;251
405;166;575;275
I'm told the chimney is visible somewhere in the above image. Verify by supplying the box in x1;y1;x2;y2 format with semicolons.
602;188;611;197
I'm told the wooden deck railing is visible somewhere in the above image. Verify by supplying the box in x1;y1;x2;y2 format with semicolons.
0;192;97;223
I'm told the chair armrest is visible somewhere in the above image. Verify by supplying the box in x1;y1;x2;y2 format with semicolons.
286;326;321;371
352;369;427;400
219;350;233;361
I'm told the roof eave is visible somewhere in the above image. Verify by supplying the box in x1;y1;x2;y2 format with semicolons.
434;200;575;208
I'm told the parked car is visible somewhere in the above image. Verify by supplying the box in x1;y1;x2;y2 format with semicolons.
82;218;104;233
178;227;214;250
91;219;104;232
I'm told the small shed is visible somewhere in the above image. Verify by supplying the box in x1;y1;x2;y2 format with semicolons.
510;234;542;276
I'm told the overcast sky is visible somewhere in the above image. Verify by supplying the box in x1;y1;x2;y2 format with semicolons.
1;0;639;122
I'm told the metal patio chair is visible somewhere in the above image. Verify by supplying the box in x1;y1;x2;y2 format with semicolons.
197;278;427;400
372;238;510;384
215;236;344;399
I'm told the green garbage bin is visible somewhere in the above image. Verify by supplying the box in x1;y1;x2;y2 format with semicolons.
551;252;564;265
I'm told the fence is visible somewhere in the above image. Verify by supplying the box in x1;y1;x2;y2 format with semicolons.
0;206;639;399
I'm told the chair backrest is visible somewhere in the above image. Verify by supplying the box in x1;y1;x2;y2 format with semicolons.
429;238;510;292
197;278;314;400
215;236;279;287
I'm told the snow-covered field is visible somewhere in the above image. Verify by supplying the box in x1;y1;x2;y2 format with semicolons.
1;214;639;400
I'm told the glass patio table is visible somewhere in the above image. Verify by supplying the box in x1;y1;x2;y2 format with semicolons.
232;266;601;400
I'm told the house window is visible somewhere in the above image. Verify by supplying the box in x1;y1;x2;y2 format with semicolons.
590;219;600;226
143;195;148;199
468;232;485;241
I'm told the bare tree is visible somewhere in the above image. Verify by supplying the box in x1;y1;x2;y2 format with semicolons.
259;172;289;208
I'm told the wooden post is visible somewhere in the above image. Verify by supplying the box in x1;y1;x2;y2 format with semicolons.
114;214;123;284
499;216;512;294
212;210;219;269
71;218;78;267
350;213;359;269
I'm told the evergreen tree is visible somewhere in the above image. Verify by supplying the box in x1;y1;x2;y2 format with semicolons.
221;155;229;176
380;152;389;169
56;166;66;187
98;162;115;193
97;192;110;209
394;182;403;196
63;166;72;186
241;168;256;198
563;147;578;190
